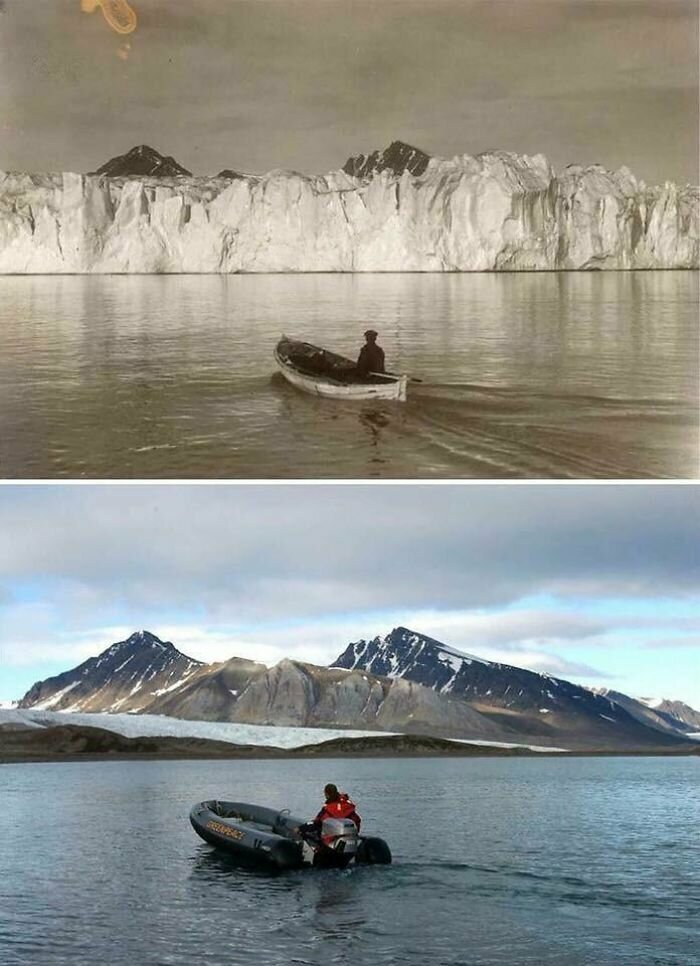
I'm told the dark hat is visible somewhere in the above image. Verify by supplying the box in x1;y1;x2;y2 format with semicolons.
364;329;378;338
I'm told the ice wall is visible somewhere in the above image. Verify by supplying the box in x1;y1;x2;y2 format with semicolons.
0;151;697;272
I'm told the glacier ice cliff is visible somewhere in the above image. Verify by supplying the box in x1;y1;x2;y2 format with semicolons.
0;151;697;272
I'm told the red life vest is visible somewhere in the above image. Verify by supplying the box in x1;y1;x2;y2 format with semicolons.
316;793;361;830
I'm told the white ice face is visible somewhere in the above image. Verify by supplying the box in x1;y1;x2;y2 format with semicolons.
0;708;569;752
0;153;696;274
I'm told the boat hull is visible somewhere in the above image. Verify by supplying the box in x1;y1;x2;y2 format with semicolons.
190;801;305;870
274;338;408;402
190;800;392;870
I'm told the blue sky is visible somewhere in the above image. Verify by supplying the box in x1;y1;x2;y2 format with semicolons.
1;484;698;709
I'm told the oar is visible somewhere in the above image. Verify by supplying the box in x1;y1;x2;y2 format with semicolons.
371;370;424;384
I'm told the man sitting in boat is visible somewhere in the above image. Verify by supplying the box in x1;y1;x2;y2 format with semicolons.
297;785;362;866
313;783;362;833
357;330;385;377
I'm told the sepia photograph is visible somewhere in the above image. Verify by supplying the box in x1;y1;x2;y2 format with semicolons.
0;0;697;479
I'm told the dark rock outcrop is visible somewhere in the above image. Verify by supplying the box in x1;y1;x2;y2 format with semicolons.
342;140;431;179
215;169;245;180
91;145;191;177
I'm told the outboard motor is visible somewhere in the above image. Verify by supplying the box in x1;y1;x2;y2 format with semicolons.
321;817;359;860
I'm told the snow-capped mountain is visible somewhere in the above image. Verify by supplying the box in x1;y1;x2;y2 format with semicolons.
17;630;204;713
636;697;700;733
589;688;698;735
17;631;512;741
1;143;696;272
17;627;696;749
332;627;688;747
90;145;192;178
342;140;431;179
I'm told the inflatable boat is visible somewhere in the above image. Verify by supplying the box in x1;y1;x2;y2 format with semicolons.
190;800;392;871
274;336;409;402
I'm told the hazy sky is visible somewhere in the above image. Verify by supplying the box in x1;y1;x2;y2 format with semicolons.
0;0;697;183
1;483;699;708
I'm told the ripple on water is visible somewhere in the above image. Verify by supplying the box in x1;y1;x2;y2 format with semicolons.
0;272;697;478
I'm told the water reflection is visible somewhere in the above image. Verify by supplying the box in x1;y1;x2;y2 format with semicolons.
190;846;283;881
0;272;696;478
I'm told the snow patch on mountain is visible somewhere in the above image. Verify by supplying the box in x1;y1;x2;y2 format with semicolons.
453;738;568;753
30;681;80;711
149;670;199;698
638;697;665;710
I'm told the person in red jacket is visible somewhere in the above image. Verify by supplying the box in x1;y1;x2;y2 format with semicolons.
299;783;361;848
313;783;361;834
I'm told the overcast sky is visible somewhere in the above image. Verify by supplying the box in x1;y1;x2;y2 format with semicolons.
1;483;699;708
0;0;697;184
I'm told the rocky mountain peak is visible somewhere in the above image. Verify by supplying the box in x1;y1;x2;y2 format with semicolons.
636;697;700;732
215;168;245;180
18;630;202;714
342;140;431;179
123;629;171;649
90;145;192;178
331;626;696;748
333;626;490;681
101;629;179;658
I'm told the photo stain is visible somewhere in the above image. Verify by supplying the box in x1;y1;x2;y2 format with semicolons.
81;0;137;36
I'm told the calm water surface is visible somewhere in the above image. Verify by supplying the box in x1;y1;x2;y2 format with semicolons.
1;757;699;965
0;273;697;478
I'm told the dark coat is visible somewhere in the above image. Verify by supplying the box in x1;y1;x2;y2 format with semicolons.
357;343;385;375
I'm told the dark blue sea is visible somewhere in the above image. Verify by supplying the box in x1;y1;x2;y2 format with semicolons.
1;756;698;965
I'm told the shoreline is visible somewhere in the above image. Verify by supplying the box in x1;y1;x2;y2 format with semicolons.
1;268;698;278
1;726;696;765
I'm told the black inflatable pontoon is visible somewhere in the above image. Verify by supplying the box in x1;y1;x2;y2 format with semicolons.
190;800;392;871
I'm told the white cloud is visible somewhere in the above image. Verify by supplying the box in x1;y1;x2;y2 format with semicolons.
1;484;698;704
1;485;699;624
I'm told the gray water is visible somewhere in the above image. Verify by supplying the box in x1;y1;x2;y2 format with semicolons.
1;756;698;966
0;272;697;479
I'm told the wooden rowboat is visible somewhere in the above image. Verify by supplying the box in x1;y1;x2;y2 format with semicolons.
274;336;408;402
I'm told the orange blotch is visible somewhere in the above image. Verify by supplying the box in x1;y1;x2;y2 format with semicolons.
81;0;137;35
101;0;137;35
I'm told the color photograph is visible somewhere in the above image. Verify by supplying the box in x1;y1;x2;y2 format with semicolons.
1;483;699;964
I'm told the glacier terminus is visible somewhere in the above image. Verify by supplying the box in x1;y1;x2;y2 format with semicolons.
0;142;697;273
